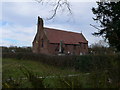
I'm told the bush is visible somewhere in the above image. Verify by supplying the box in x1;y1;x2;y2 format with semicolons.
74;55;93;72
2;52;120;73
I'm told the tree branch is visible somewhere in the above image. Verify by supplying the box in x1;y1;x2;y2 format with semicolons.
35;0;72;20
90;24;101;30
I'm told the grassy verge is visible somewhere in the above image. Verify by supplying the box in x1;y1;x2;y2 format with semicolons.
2;58;80;80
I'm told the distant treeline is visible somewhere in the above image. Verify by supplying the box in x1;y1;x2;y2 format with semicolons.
88;44;117;55
1;46;32;53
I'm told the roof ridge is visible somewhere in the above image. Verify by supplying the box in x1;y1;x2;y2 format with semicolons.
44;27;82;34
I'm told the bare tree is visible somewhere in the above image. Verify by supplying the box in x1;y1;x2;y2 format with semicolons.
35;0;72;20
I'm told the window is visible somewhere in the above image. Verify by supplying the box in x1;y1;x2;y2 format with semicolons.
41;39;44;47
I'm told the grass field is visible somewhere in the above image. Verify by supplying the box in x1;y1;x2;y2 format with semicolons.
2;57;119;88
3;58;88;88
3;58;81;79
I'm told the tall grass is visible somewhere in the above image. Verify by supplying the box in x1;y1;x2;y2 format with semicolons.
2;52;120;88
2;65;119;88
2;66;84;88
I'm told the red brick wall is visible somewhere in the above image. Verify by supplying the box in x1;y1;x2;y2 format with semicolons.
33;37;88;55
33;25;49;54
47;43;88;55
47;43;58;55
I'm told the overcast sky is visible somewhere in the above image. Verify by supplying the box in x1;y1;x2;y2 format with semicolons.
0;0;104;47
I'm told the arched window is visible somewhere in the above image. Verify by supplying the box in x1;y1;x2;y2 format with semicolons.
41;39;44;47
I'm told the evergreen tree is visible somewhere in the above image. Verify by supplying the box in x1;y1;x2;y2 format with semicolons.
92;1;120;51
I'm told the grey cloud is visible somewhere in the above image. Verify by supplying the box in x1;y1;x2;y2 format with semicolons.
1;2;104;46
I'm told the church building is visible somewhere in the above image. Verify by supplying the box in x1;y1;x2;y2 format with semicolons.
32;16;88;55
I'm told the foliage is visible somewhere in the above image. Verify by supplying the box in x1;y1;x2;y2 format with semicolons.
2;52;120;73
19;66;45;88
89;46;116;55
89;40;116;55
92;1;120;51
88;70;119;88
2;52;76;68
2;65;83;88
3;66;45;88
2;55;120;88
2;46;32;53
3;65;119;88
2;76;22;88
2;48;120;88
58;76;83;88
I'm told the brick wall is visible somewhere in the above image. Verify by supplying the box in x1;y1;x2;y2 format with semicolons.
47;43;88;55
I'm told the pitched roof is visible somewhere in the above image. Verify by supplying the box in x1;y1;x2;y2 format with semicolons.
44;27;88;44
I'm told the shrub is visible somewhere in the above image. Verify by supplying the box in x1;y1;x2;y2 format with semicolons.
74;55;93;72
2;52;120;73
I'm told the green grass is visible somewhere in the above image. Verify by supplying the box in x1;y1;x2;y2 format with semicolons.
2;58;119;88
3;58;85;88
2;58;80;80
